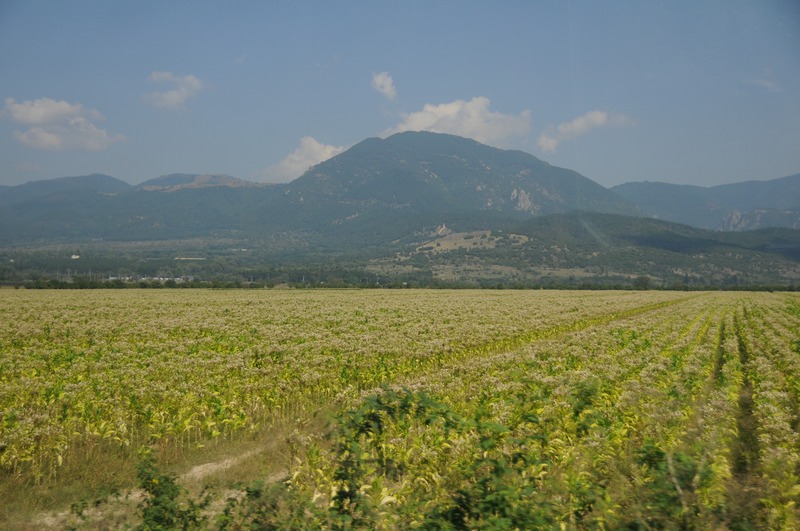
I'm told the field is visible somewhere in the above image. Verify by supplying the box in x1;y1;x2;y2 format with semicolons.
1;289;799;528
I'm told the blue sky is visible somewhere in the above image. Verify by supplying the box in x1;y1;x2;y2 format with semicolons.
1;1;798;188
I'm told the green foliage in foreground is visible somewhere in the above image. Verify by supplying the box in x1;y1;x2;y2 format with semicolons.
136;448;210;530
145;387;775;529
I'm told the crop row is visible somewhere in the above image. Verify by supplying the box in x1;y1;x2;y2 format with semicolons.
0;289;683;483
2;289;798;527
261;292;800;528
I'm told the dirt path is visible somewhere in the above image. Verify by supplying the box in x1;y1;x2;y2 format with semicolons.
180;448;262;483
29;447;286;530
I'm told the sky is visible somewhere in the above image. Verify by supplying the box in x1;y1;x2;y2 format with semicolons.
0;1;798;189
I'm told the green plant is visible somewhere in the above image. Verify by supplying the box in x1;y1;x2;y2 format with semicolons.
136;448;208;530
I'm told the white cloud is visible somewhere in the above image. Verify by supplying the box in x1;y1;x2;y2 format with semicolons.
258;136;346;183
383;96;530;147
144;71;204;110
537;110;634;152
4;97;101;125
371;72;396;101
3;97;124;151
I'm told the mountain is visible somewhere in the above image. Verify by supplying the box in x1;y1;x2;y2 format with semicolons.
0;173;132;206
260;131;643;247
0;132;643;245
712;173;800;211
286;131;641;218
0;174;274;244
612;173;800;230
1;132;799;287
0;174;136;243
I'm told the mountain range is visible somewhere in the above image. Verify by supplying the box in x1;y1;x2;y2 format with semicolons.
1;131;799;287
612;174;800;230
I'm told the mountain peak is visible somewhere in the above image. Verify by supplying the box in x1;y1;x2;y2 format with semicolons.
290;131;638;217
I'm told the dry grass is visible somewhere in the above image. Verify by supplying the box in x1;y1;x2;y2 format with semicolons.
2;411;332;530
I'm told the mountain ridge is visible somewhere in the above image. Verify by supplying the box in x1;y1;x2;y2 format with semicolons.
0;173;132;206
1;131;799;287
3;132;796;233
612;173;800;230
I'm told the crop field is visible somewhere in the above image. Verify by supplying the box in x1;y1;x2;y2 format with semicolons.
1;289;799;528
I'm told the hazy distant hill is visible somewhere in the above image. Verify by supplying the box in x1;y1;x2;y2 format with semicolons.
512;212;800;263
0;173;132;206
612;173;800;230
